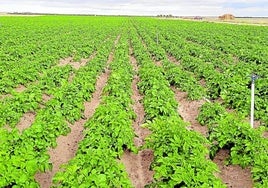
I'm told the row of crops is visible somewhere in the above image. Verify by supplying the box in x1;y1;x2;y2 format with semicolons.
131;18;268;187
0;16;267;187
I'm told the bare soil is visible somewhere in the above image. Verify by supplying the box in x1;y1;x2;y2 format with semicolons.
203;17;268;26
35;121;84;188
154;61;162;67
68;72;75;83
42;94;52;103
58;51;97;70
58;57;73;67
120;48;154;188
263;131;268;138
121;149;154;188
35;36;120;188
130;50;151;147
168;17;268;26
199;78;206;87
131;74;151;147
83;68;110;118
213;149;253;188
39;94;53;109
0;94;12;100
17;112;36;133
15;84;26;93
167;55;181;65
3;124;12;132
172;87;208;136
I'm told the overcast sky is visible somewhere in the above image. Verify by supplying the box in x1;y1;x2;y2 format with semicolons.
0;0;267;17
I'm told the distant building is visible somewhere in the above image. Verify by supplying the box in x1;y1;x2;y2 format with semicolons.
157;14;173;18
219;14;235;20
194;16;203;20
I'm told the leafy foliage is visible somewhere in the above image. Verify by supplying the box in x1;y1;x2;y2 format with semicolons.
198;102;268;186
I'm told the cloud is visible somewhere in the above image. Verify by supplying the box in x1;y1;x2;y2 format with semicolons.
0;0;267;16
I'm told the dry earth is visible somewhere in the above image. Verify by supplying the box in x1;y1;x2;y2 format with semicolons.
17;112;36;133
213;149;253;188
15;84;27;93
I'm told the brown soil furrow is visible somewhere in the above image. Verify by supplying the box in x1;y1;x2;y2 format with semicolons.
58;57;73;67
3;125;12;132
130;52;147;146
167;54;181;65
213;149;253;188
83;68;110;119
39;94;53;109
15;84;27;93
68;72;75;83
199;78;207;87
264;131;268;138
121;149;154;188
17;112;36;133
42;94;52;103
80;51;97;67
35;35;120;188
154;60;162;67
0;94;12;100
120;47;154;188
172;87;208;136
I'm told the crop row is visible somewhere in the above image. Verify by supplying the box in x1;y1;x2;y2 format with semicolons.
53;31;136;187
131;18;268;187
132;18;268;126
0;31;117;187
132;21;206;100
0;16;120;94
130;27;225;187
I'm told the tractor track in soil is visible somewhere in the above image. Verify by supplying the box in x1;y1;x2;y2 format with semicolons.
34;35;120;188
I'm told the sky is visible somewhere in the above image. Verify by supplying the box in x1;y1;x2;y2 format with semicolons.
0;0;267;17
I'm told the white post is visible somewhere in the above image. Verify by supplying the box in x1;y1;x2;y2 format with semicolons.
250;74;258;128
250;81;255;128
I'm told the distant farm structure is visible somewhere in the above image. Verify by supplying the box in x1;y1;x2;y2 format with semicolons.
219;14;235;20
194;16;203;20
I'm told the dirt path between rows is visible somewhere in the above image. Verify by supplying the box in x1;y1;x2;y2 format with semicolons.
167;55;180;65
15;84;27;93
120;47;154;188
0;94;12;100
35;35;120;188
213;149;253;188
172;88;208;136
17;112;36;134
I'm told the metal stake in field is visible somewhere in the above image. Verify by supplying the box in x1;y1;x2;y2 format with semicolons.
250;74;258;128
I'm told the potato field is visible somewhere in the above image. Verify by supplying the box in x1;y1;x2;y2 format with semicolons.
0;16;267;188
